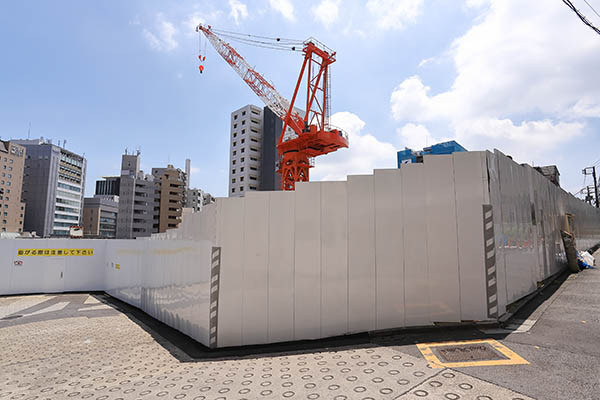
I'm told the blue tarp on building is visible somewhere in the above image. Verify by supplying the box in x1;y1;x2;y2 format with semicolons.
397;140;467;167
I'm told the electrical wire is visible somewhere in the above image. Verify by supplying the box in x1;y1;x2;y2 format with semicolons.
209;27;304;52
583;0;600;19
562;0;600;35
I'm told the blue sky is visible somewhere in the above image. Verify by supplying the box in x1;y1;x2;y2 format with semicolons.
1;0;599;197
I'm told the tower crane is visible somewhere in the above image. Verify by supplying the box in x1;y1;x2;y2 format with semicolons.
196;25;348;191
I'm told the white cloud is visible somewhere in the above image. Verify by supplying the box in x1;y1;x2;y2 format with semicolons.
311;112;397;181
312;0;340;28
397;123;439;150
366;0;424;30
229;0;249;25
143;14;178;52
417;57;435;68
269;0;295;22
388;0;600;165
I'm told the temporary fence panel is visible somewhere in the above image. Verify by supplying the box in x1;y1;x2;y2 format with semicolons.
241;192;270;345
347;175;377;333
424;155;461;323
215;197;245;347
320;181;349;338
267;191;295;343
453;152;490;321
401;163;432;327
293;182;322;340
374;169;405;330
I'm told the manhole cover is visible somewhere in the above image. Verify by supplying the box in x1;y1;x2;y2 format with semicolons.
1;314;23;321
433;343;508;363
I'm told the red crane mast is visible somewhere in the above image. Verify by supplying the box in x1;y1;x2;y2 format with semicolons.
196;25;348;191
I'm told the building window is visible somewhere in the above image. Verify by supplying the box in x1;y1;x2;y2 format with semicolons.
240;167;244;172
233;124;237;129
242;120;245;125
242;111;246;116
241;157;245;162
241;148;245;153
233;141;237;147
233;150;237;156
240;186;244;191
234;114;238;120
232;188;235;193
233;133;237;138
241;139;245;144
242;129;245;134
240;177;244;182
232;178;236;183
232;169;236;174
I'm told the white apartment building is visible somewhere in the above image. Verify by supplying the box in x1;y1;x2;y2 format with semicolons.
229;105;263;197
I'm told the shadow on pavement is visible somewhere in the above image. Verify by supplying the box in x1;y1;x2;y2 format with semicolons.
97;268;575;363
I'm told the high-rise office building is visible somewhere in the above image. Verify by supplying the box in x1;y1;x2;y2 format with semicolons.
116;153;156;239
229;104;263;197
152;165;186;233
82;196;118;238
14;138;86;237
0;140;26;233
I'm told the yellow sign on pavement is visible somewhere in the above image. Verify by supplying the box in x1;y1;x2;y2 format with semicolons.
17;248;95;257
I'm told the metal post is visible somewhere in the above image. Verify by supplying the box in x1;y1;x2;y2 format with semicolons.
583;166;599;208
593;166;599;208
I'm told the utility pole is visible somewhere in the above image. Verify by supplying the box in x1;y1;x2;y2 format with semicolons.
583;166;599;208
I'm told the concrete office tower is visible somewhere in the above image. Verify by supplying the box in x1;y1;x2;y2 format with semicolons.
229;104;263;197
152;165;186;233
82;196;118;238
0;140;26;233
14;138;86;237
116;153;156;239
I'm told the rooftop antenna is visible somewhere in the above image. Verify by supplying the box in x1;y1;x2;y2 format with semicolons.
63;139;67;149
136;147;141;157
125;147;128;155
27;122;31;139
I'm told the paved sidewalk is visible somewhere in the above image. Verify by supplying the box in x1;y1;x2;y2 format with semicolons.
1;255;598;400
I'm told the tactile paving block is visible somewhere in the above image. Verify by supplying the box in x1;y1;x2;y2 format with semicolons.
0;294;534;400
402;370;534;400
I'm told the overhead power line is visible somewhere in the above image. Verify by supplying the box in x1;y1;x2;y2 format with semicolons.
583;0;600;19
562;0;600;35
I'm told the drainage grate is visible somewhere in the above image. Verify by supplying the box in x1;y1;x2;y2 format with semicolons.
1;314;23;321
432;342;508;363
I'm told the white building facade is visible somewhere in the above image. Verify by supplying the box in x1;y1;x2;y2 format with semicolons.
229;105;263;197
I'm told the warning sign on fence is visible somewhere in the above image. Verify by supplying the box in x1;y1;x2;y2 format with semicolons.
17;248;95;257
